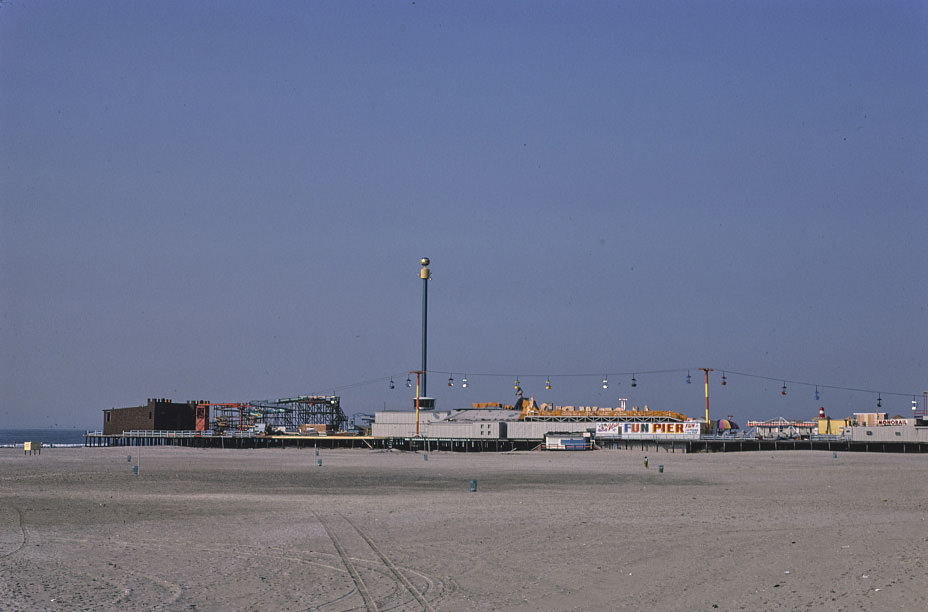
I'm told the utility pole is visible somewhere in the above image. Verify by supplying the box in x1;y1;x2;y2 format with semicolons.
699;368;714;433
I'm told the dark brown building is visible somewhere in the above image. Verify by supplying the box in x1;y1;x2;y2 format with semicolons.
102;398;201;435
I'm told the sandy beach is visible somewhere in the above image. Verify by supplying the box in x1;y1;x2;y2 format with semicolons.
1;446;925;611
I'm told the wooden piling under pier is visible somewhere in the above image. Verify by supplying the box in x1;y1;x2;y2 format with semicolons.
686;438;928;453
83;432;928;453
83;432;384;450
83;433;544;452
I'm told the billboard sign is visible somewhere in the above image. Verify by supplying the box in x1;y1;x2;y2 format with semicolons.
617;421;701;440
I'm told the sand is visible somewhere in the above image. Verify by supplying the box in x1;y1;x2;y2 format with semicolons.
1;446;925;611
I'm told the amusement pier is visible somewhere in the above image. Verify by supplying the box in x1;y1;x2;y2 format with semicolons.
85;395;928;454
86;260;927;454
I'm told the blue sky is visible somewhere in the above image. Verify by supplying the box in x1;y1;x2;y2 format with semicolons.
2;1;926;430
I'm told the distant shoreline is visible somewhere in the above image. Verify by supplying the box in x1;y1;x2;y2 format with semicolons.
0;428;87;447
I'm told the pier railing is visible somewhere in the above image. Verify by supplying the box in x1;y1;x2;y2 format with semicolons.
84;429;274;438
85;430;260;438
700;433;850;442
126;430;210;438
122;429;274;438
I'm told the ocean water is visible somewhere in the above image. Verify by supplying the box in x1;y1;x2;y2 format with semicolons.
0;429;87;448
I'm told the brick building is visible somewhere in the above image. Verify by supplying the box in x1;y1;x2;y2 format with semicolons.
102;398;201;435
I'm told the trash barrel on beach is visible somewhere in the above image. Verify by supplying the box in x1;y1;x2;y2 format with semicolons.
469;480;477;492
423;453;429;461
127;455;131;462
317;458;322;467
132;465;138;475
658;465;664;473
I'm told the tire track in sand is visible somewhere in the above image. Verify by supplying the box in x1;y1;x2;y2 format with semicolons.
0;506;26;559
314;511;439;612
314;511;380;611
339;513;437;612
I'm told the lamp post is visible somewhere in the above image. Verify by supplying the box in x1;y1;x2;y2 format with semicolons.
420;258;430;397
699;368;713;433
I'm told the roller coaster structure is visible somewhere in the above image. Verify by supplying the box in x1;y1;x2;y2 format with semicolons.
197;396;349;434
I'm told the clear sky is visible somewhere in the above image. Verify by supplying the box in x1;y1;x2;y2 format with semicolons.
2;1;926;430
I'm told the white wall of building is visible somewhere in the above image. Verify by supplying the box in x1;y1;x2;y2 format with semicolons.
846;424;928;443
